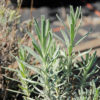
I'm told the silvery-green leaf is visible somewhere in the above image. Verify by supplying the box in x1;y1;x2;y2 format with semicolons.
23;45;42;62
73;49;91;61
75;31;91;46
6;88;26;95
21;78;44;87
1;66;18;72
60;30;69;47
3;74;20;83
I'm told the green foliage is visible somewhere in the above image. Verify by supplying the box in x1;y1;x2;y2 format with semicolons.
0;2;20;26
0;0;20;39
2;6;100;100
76;81;100;100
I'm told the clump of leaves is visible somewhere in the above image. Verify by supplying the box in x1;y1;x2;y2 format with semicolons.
0;1;32;100
2;6;100;100
0;0;20;36
76;81;100;100
0;0;20;67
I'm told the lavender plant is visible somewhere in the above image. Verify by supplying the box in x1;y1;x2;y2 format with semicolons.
2;6;100;100
0;0;20;39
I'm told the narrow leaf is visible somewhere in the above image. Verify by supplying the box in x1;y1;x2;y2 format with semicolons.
23;45;42;62
75;31;91;46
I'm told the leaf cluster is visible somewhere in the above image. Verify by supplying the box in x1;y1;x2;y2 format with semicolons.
2;6;100;100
